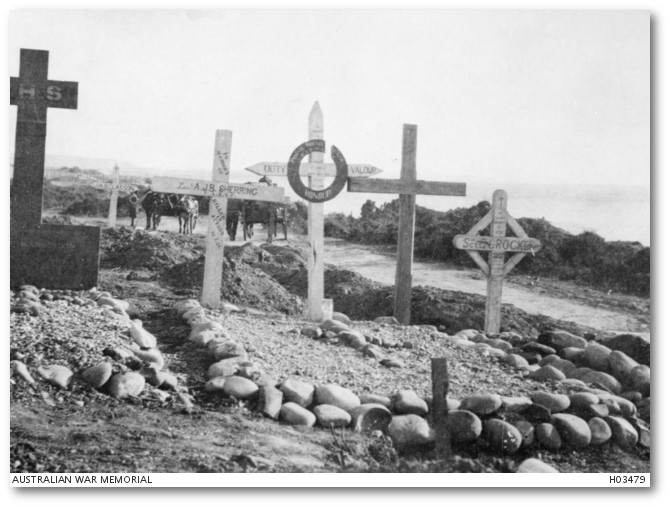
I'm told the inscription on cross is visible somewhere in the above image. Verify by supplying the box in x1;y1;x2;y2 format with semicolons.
10;48;100;289
150;130;285;308
453;189;542;333
348;124;467;325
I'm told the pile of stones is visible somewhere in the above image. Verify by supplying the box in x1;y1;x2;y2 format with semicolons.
10;285;191;408
174;299;650;466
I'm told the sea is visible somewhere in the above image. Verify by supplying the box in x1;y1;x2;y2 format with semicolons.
316;182;651;247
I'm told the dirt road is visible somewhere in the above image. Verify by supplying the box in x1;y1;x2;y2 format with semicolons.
322;239;650;338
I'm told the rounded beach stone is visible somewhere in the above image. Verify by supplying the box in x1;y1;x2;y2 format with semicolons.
530;392;570;413
538;330;587;350
156;371;178;390
223;376;259;399
339;330;367;349
107;372;145;399
580;371;622;394
539;354;561;366
513;420;535;448
551;413;591;448
568;392;600;409
387;414;435;448
502;354;529;368
10;360;35;384
608;395;637;418
349;404;392;433
517;458;559;473
608;350;639;383
259;385;283;419
132;348;165;369
529;364;566;382
300;326;322;338
37;365;73;389
392;390;429;416
313;404;352;428
560;347;587;363
605;416;638;450
459;394;502;416
535;423;562;451
520;352;543;365
500;396;533;413
374;316;400;326
481;419;523;454
359;393;392;409
559;378;588;389
446;410;482;443
280;378;315;407
619;391;643;403
483;338;513;351
588;417;612;445
321;319;350;333
204;377;227;393
585;342;612;371
636;398;650;423
314;384;360;411
128;321;157;349
82;362;113;388
280;402;316;426
627;365;650;397
331;311;352;327
207;357;242;379
446;398;461;411
212;342;248;361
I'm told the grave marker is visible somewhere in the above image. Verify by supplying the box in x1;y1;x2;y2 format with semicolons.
453;189;542;333
347;124;467;325
10;48;100;289
431;357;451;457
246;101;382;321
108;165;119;227
149;130;285;308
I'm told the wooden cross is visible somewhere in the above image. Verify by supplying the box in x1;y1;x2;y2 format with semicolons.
453;189;542;333
10;48;100;289
348;124;467;325
245;102;383;321
107;165;120;227
89;166;139;227
150;130;285;308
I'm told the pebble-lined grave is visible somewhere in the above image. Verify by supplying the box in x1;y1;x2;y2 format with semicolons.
10;286;651;473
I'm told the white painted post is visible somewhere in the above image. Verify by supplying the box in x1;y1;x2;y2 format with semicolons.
307;101;325;321
202;130;232;308
107;164;119;227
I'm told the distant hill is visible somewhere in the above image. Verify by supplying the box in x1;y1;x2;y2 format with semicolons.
10;153;251;182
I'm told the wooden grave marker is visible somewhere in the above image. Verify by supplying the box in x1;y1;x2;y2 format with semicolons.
150;130;285;308
348;124;467;325
453;189;542;334
10;48;100;289
245;102;382;321
89;164;137;228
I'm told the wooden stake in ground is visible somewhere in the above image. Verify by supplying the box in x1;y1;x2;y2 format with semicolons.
348;124;467;325
150;130;285;309
107;164;119;228
431;357;451;458
453;189;542;333
10;48;100;289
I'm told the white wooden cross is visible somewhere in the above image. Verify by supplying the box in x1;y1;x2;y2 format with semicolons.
89;164;137;227
347;124;467;325
453;189;542;333
151;130;285;308
245;101;384;322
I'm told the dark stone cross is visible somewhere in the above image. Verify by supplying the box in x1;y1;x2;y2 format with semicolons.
10;48;100;289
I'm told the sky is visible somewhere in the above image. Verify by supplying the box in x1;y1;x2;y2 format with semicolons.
8;8;649;186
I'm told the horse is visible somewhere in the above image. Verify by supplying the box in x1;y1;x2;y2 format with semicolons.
141;191;177;230
241;201;288;242
176;195;199;234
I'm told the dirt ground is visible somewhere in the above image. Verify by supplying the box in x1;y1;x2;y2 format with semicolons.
12;213;649;475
